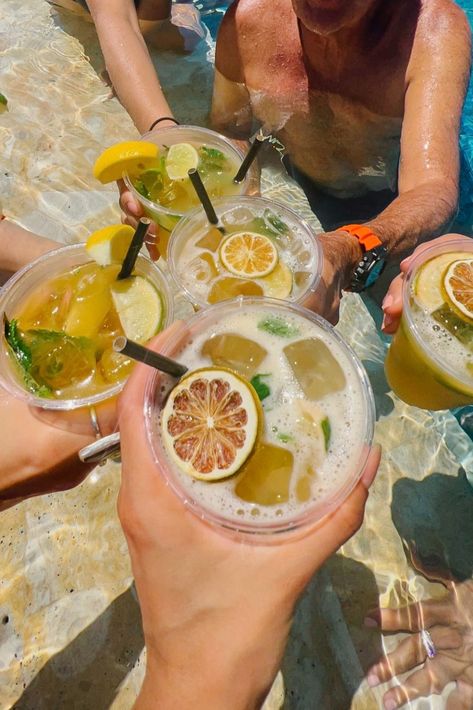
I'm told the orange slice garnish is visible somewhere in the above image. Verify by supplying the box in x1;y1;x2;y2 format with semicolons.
443;259;473;321
161;367;260;481
219;231;278;278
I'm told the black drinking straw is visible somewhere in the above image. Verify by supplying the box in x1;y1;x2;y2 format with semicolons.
233;135;264;184
117;217;150;280
188;168;219;225
113;336;188;378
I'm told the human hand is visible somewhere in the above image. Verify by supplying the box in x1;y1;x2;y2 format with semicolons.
0;392;116;501
117;179;161;260
304;230;361;324
381;233;473;334
117;323;381;709
365;581;473;709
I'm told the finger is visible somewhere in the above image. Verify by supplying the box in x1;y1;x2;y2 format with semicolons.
121;212;139;229
118;321;188;487
365;598;456;632
368;627;462;687
117;179;143;218
382;658;457;709
382;274;403;334
446;681;473;710
303;445;381;559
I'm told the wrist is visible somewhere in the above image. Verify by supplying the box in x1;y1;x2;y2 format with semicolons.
319;230;362;289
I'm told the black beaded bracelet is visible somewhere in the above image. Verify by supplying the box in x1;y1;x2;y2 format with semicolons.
149;116;180;131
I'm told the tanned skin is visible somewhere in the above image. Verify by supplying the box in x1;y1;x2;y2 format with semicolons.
211;0;471;318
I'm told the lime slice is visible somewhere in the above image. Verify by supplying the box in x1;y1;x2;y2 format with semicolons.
111;276;163;343
260;261;293;298
94;141;159;184
161;366;261;481
165;143;199;181
443;258;473;321
86;224;135;266
414;251;466;313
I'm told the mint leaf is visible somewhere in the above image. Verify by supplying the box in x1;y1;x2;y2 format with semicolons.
4;317;32;370
4;318;52;397
264;209;289;234
277;432;293;443
200;146;225;162
321;417;331;452
250;373;271;401
0;93;7;107
258;316;300;338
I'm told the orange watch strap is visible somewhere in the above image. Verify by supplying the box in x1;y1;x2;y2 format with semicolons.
340;224;382;251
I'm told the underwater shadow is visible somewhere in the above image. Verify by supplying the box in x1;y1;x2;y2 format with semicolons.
391;469;473;582
14;586;144;710
282;555;383;709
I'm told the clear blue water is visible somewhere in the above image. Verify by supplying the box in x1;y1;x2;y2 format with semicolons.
457;0;473;233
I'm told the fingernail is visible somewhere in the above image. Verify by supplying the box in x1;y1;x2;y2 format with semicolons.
367;673;380;687
382;314;393;330
364;615;379;628
382;294;393;311
384;700;397;710
125;201;135;214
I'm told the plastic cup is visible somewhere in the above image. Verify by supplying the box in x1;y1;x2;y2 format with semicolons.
385;238;473;409
0;243;173;410
123;125;251;258
145;297;375;542
167;195;323;308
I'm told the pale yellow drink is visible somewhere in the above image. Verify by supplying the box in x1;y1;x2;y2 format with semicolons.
385;239;473;409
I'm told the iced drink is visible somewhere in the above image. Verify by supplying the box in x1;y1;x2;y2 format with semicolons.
385;239;473;409
123;125;250;257
145;298;374;539
168;196;322;307
0;244;172;409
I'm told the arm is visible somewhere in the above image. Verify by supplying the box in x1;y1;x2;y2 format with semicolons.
87;0;174;133
363;3;471;259
0;219;56;273
117;325;381;710
210;5;253;138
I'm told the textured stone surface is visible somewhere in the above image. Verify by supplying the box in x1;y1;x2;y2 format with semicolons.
1;2;472;708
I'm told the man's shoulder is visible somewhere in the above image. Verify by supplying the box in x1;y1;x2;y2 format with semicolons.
220;0;290;35
416;0;471;44
408;0;471;76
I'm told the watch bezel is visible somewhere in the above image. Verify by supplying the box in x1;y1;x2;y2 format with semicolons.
349;245;388;293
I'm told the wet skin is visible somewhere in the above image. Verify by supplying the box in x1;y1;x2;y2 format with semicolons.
211;0;471;317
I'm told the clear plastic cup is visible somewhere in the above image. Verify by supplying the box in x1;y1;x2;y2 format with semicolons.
167;195;323;308
145;297;375;542
385;238;473;409
123;125;251;258
0;243;173;410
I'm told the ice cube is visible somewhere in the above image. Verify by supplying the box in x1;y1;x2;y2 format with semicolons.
235;442;294;505
284;338;346;399
221;207;255;230
187;253;219;284
294;271;311;290
201;333;267;378
196;227;223;252
208;277;263;304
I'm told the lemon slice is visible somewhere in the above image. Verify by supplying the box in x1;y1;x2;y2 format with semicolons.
260;261;293;298
414;251;466;313
93;141;159;184
165;143;199;181
161;367;261;481
443;258;473;321
111;276;163;343
219;232;278;278
86;224;135;266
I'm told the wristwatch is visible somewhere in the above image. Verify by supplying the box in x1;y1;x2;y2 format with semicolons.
339;224;388;292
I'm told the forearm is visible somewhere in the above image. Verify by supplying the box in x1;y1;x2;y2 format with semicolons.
365;179;457;260
0;219;56;272
92;13;173;134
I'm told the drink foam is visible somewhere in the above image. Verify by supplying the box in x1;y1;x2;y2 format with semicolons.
153;306;371;528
